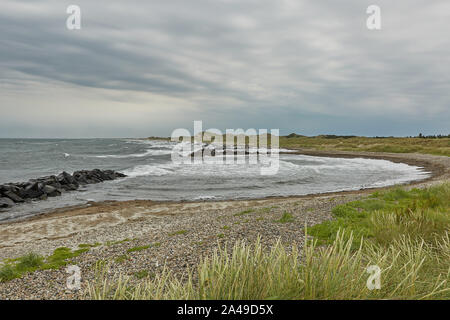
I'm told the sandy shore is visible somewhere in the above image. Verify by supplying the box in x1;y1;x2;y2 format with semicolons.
0;150;448;299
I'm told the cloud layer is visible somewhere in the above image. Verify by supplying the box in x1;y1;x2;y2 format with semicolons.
0;0;449;137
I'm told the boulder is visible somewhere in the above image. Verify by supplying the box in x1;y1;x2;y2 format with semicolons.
0;169;126;210
23;189;44;199
42;185;61;197
3;190;25;203
0;197;15;208
62;184;78;191
25;182;39;192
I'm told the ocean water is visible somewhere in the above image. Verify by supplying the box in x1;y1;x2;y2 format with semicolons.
0;138;430;222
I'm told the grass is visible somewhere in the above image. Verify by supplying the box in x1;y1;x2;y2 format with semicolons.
87;230;450;300
274;212;294;223
134;270;150;279
114;255;130;264
279;135;450;157
169;230;187;236
44;247;88;269
309;183;450;248
0;246;89;282
86;183;449;300
105;238;132;246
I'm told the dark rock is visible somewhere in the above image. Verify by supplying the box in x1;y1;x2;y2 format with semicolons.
87;177;101;184
42;185;61;197
2;184;21;194
21;182;44;199
3;190;25;203
103;170;117;180
0;169;126;210
25;182;39;192
57;171;78;186
90;169;105;181
37;182;45;191
62;184;78;191
23;189;44;199
73;171;89;184
0;197;15;208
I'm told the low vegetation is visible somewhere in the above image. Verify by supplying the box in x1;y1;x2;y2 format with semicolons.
114;255;130;264
279;135;450;156
86;183;449;300
134;270;150;279
274;212;294;223
169;230;188;236
0;247;88;282
309;183;450;247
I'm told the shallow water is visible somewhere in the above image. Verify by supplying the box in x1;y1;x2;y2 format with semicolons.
0;138;430;222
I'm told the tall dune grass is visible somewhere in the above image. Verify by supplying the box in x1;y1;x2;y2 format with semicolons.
87;184;449;300
87;232;449;300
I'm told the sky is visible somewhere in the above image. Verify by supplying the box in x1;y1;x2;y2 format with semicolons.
0;0;449;138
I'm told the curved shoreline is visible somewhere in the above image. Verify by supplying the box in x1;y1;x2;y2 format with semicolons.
0;151;447;250
1;149;447;226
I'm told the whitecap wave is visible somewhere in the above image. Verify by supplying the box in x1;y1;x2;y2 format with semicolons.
94;149;172;158
124;164;174;177
193;195;217;200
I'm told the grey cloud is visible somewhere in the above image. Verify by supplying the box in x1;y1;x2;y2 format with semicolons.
0;0;449;137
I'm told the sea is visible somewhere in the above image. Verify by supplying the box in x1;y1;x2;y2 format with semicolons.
0;138;430;222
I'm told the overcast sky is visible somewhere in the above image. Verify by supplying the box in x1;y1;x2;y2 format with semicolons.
0;0;449;138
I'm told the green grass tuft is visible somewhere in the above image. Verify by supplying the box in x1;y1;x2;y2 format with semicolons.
169;230;187;236
0;265;19;282
134;270;150;279
0;245;92;282
274;212;294;223
114;255;130;264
